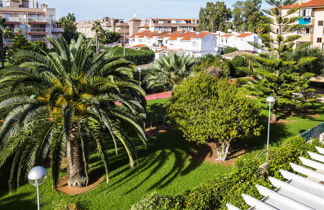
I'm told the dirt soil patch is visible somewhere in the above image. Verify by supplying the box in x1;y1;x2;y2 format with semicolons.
56;172;104;195
145;125;169;136
191;142;246;166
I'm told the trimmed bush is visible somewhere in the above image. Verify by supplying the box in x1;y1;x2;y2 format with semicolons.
107;46;155;65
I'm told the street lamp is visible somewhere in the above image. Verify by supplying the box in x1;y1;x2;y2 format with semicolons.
28;166;47;210
266;96;275;163
138;67;142;83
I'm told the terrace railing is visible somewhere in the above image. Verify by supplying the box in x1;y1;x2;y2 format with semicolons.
300;122;324;141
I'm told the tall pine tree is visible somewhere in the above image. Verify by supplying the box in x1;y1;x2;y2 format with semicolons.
247;0;316;121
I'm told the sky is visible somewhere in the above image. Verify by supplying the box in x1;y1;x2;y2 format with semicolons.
44;0;268;21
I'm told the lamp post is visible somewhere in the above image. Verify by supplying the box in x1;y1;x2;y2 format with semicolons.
28;166;47;210
266;96;275;163
138;67;142;83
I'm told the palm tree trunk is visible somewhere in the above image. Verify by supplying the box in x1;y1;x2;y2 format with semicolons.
66;123;87;187
0;31;5;68
96;37;99;54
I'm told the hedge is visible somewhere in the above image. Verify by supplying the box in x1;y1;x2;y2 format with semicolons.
131;136;322;210
108;46;155;65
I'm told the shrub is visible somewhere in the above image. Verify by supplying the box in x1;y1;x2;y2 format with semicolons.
230;56;250;77
53;199;81;210
268;136;322;178
107;46;155;65
223;47;238;55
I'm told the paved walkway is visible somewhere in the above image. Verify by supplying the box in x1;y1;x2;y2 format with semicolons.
145;91;172;101
115;91;171;106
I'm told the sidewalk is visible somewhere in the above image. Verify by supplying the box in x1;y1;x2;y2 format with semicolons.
145;91;171;101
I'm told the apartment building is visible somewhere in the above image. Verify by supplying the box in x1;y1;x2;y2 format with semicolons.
137;18;199;33
0;0;63;45
76;17;130;39
279;0;324;50
76;17;199;44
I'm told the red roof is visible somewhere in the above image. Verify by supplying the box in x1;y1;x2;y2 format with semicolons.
130;18;141;21
282;0;324;9
237;33;253;38
221;34;232;37
181;37;191;41
168;37;177;40
132;44;146;47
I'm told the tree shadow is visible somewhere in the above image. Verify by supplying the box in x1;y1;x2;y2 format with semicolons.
278;102;324;122
94;128;210;194
0;193;34;210
233;115;291;154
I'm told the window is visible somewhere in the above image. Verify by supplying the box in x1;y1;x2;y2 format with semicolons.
300;9;312;17
317;38;322;43
192;42;197;47
319;21;324;26
306;27;310;34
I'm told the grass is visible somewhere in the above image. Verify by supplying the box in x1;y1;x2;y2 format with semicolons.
0;98;323;210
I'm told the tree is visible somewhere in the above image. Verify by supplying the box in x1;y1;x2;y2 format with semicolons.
91;21;121;53
144;53;196;90
193;55;231;78
59;13;79;43
168;72;262;161
0;36;147;190
198;2;232;32
6;33;48;64
91;21;104;53
0;17;12;68
232;0;266;33
285;47;324;76
246;0;316;121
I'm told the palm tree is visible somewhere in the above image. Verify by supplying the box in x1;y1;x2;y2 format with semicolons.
0;17;12;68
91;21;105;54
0;36;147;190
145;53;196;90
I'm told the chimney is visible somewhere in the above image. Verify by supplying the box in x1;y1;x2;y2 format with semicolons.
299;0;302;6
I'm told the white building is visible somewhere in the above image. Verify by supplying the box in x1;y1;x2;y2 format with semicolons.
217;32;263;53
129;30;263;58
129;30;218;57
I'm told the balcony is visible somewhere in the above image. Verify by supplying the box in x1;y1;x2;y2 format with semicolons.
30;37;46;42
297;34;313;42
27;28;48;35
298;17;314;25
28;17;49;24
153;23;198;27
51;27;64;33
5;17;22;23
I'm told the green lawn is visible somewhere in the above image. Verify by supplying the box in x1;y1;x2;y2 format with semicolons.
0;99;323;210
